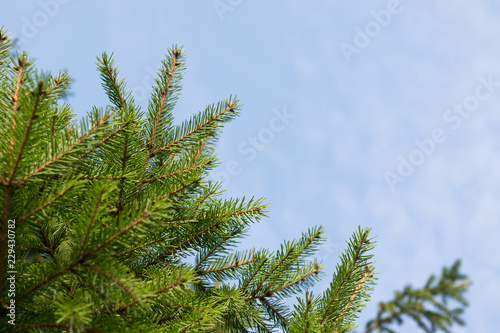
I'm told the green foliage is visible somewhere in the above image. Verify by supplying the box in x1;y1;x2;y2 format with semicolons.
363;260;471;333
0;28;377;332
289;227;375;332
0;27;470;332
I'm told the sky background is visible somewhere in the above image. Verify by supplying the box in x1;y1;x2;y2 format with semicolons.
2;1;500;331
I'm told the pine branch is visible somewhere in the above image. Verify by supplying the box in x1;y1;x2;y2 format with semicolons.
247;264;321;301
84;204;158;258
77;188;105;258
319;227;375;327
192;136;210;165
333;265;372;327
115;133;129;225
194;228;245;270
97;53;131;111
145;205;263;267
198;256;255;275
20;113;112;184
141;159;212;185
17;181;77;226
363;260;470;333
149;99;239;158
83;263;137;300
147;47;184;154
75;115;123;161
8;56;29;163
7;80;43;184
76;270;109;303
264;229;322;293
260;296;291;326
17;260;74;303
241;256;269;294
241;227;323;305
252;246;295;297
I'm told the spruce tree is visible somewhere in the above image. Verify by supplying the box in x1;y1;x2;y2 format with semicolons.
0;28;469;332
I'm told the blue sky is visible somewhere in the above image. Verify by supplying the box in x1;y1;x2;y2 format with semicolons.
3;1;500;331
